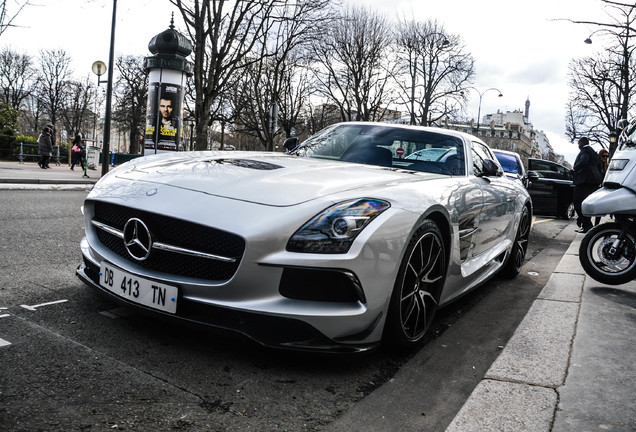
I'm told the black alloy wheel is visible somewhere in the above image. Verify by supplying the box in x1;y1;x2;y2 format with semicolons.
385;219;446;348
502;205;531;278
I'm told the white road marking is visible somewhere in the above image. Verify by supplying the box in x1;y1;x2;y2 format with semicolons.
20;299;68;311
532;216;556;225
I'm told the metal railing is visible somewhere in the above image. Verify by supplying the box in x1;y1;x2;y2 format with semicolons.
14;143;67;165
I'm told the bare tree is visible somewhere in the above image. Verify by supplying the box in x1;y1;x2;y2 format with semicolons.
564;0;636;154
21;84;43;134
169;0;282;150
36;49;73;144
277;53;315;140
0;47;35;110
0;0;31;37
113;55;147;154
60;76;96;141
394;18;474;126
312;6;396;123
232;1;330;150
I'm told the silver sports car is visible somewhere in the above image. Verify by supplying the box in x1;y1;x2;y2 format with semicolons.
77;122;532;352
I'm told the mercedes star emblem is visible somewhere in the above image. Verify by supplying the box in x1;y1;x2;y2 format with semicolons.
123;218;152;261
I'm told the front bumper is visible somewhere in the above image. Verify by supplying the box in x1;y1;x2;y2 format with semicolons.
76;256;380;353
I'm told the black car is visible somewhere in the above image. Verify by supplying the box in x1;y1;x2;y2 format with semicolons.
493;151;575;220
527;158;575;219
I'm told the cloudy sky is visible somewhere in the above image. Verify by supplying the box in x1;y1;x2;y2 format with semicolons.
3;0;612;163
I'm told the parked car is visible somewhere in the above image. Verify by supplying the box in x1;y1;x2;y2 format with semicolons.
527;158;575;219
493;149;529;188
77;122;532;352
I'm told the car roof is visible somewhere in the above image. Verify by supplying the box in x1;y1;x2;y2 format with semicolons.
492;149;521;158
337;122;488;147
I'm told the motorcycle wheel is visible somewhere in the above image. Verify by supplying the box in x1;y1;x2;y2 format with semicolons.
579;222;636;285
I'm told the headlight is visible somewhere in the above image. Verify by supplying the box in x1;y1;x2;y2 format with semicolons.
609;159;629;171
287;199;390;254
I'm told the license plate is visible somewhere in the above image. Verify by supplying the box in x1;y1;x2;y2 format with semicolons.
99;262;178;314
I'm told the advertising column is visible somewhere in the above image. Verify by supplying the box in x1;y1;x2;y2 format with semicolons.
143;18;193;154
145;69;186;153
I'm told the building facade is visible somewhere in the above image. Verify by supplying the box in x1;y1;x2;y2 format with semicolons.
437;99;547;167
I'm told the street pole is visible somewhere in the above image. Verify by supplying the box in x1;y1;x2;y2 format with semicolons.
101;0;117;176
475;87;503;133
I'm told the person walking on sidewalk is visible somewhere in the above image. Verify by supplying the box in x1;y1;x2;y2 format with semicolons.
594;148;610;226
573;137;602;233
37;127;53;169
70;135;85;171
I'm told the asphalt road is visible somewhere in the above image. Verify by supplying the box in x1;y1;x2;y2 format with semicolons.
0;190;576;432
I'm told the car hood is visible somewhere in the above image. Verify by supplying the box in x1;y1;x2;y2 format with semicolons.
104;151;438;206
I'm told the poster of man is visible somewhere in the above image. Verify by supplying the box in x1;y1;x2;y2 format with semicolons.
144;82;184;152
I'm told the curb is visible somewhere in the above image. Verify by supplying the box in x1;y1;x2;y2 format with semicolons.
0;178;95;184
445;235;585;431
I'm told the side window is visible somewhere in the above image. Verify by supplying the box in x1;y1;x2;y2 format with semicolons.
471;141;492;176
472;148;484;176
528;159;572;180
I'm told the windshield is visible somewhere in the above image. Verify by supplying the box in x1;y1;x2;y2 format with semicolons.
293;124;465;175
494;152;520;174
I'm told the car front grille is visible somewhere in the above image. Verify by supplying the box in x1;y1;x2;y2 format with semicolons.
89;200;245;281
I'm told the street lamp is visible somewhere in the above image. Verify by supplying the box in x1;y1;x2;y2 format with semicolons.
584;29;606;44
91;61;106;146
609;129;618;155
97;0;117;176
472;87;503;133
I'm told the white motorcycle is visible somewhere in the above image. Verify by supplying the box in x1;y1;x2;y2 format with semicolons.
579;119;636;285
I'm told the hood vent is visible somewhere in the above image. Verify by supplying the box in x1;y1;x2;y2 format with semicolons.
210;158;283;171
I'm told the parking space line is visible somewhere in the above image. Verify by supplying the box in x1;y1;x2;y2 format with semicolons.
20;299;68;311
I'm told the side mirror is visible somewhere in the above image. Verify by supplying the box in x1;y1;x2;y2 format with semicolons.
522;175;530;189
527;170;540;182
283;137;299;152
481;158;503;177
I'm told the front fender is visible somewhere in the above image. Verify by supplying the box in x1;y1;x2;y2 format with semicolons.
582;187;636;216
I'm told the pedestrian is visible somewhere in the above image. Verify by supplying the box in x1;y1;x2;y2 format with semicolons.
37;126;53;169
573;137;603;233
70;135;85;171
598;148;609;176
594;148;610;226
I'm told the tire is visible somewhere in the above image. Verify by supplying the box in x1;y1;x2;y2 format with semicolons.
579;222;636;285
501;205;531;278
559;201;575;220
384;220;446;349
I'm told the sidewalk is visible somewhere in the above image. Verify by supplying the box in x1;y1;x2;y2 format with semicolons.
0;159;101;189
446;233;636;431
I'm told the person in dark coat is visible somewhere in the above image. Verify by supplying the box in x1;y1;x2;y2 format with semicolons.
594;148;610;226
573;137;602;233
37;127;53;169
70;134;85;171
